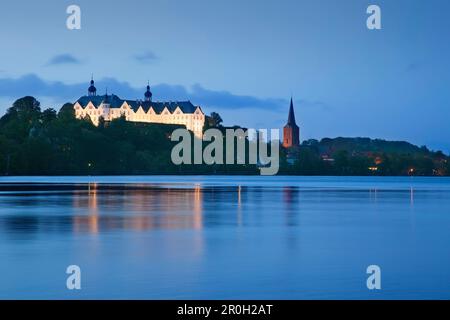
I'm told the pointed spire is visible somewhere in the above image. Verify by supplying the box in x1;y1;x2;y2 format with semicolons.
287;97;297;126
283;96;300;148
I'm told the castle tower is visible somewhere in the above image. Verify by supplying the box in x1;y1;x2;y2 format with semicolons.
102;88;110;106
283;97;300;148
88;75;97;96
144;82;153;102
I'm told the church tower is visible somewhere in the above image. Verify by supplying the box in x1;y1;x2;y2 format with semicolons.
283;97;300;148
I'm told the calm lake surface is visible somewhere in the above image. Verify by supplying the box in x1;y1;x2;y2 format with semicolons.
0;176;449;299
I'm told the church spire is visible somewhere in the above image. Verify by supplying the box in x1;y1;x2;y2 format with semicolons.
287;97;297;126
283;96;300;148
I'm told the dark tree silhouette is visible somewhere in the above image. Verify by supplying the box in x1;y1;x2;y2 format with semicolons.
208;112;223;128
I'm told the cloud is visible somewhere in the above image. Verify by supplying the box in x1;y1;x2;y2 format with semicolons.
133;51;159;64
0;74;291;111
296;98;330;111
189;84;286;110
46;54;82;66
405;62;422;73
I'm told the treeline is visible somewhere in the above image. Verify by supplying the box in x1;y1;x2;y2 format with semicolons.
0;96;448;176
0;96;258;175
279;138;450;176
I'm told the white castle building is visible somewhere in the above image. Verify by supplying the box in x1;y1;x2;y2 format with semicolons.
73;78;206;138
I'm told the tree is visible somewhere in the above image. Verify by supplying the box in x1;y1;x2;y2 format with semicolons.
334;150;349;173
58;103;75;121
0;97;42;142
208;112;223;128
302;139;319;147
7;96;41;118
41;108;57;123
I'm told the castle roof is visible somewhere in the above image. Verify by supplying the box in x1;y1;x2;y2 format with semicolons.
76;95;199;114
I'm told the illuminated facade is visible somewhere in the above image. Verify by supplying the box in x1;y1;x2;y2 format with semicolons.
73;78;206;138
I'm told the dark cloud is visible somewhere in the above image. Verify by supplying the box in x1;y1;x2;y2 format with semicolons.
189;84;286;110
0;74;290;111
296;98;330;111
133;51;159;64
0;74;86;99
46;54;82;66
405;62;422;73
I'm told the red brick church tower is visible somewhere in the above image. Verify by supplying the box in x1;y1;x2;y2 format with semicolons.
283;97;300;148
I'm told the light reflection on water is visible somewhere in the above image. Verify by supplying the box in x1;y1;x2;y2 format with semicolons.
0;176;449;299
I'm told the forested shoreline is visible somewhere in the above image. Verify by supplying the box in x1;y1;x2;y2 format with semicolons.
0;96;448;176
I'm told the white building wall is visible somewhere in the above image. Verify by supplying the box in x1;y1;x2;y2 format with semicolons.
73;102;205;138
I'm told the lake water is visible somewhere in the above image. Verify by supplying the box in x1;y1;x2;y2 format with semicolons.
0;176;449;299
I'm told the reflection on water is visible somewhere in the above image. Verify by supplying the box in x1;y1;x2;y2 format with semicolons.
0;183;208;235
70;183;206;233
1;183;320;235
0;176;450;299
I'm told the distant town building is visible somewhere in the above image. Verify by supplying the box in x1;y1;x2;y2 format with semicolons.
74;78;206;138
283;98;300;148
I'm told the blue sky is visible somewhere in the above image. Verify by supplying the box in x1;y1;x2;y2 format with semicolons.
0;0;449;152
